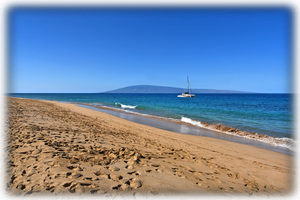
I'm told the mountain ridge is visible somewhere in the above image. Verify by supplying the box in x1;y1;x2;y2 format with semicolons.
103;85;251;93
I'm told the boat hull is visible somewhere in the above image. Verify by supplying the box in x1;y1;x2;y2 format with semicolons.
177;94;196;98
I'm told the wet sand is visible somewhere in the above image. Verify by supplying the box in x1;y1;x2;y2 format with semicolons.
6;97;293;196
78;104;293;155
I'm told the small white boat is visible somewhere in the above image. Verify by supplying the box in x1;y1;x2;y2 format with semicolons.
177;92;195;98
177;76;196;98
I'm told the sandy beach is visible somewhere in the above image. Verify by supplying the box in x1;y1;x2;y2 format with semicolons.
6;97;293;196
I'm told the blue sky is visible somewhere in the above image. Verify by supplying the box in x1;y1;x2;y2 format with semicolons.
9;7;292;93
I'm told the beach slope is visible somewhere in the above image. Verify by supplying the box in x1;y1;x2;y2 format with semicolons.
6;97;293;196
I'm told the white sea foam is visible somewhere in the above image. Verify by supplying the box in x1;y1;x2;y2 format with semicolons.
115;102;137;109
84;103;295;151
181;117;294;151
94;104;179;122
210;127;294;151
257;137;294;150
181;117;203;127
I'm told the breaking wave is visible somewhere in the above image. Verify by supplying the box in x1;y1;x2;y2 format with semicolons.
181;117;294;151
82;103;295;152
115;102;137;109
181;117;203;127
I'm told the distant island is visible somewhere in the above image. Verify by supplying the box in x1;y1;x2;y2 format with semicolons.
103;85;250;93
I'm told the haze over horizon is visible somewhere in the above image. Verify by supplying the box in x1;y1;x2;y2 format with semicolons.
102;84;253;93
10;7;292;93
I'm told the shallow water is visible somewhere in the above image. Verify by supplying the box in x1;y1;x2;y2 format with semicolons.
79;104;293;155
9;93;293;151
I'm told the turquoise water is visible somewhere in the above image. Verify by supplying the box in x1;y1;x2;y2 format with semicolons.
9;93;293;140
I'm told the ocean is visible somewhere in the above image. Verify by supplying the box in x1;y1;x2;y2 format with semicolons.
9;93;293;151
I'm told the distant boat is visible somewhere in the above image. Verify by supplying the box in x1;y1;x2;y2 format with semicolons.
177;76;196;98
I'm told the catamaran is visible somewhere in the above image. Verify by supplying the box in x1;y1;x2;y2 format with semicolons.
177;76;196;98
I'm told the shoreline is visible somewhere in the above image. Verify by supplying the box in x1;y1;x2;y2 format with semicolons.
74;101;293;155
77;104;293;155
9;94;292;143
10;97;294;154
7;97;293;195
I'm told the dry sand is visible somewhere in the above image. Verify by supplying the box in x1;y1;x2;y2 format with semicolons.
6;97;293;196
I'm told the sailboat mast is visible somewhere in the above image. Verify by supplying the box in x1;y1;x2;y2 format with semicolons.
187;76;190;94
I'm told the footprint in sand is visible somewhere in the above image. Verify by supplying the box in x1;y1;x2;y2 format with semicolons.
112;184;122;190
66;172;72;178
151;164;160;168
79;182;92;186
112;178;143;191
67;165;83;171
110;174;123;181
127;171;141;176
130;179;142;189
173;170;186;178
94;171;110;179
171;167;178;172
62;182;72;187
72;172;83;178
196;182;210;188
108;166;120;172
